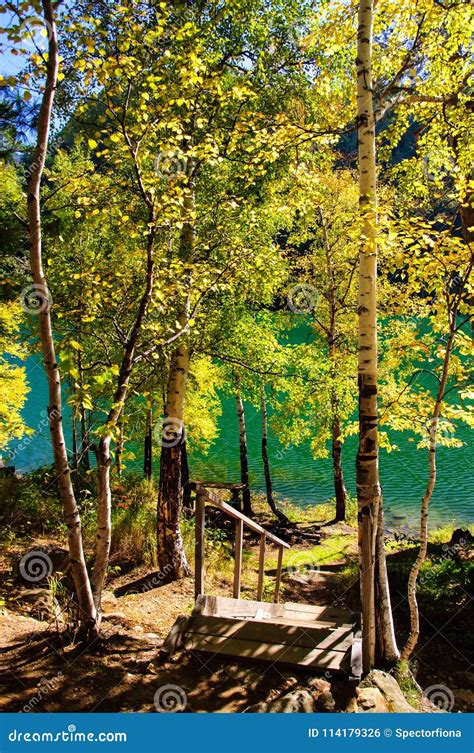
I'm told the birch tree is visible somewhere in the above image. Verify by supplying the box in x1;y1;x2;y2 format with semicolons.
356;0;399;668
7;0;98;638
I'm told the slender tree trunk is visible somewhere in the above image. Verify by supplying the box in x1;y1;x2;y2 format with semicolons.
115;420;124;477
356;0;399;669
79;407;90;471
261;385;287;523
26;0;97;637
156;344;191;577
236;378;252;517
91;225;156;611
400;314;462;660
332;417;346;522
181;438;193;512
76;343;89;472
320;206;347;523
144;406;152;480
91;435;112;611
72;403;79;472
156;172;194;578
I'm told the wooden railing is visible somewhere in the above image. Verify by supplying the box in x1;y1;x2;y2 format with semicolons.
191;482;291;604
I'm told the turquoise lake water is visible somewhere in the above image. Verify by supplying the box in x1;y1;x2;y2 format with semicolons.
6;351;473;530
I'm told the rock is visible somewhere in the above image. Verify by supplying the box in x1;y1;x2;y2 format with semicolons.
307;677;331;693
244;688;315;713
16;546;70;586
102;611;127;624
307;677;336;711
448;529;472;547
347;670;417;713
350;687;388;713
243;701;268;713
362;670;416;713
16;588;64;624
315;690;336;712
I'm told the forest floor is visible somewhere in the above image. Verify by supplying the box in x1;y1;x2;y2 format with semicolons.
0;496;473;713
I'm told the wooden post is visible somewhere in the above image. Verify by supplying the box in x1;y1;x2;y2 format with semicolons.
257;533;266;601
273;545;284;603
233;518;243;599
194;490;205;599
360;507;375;672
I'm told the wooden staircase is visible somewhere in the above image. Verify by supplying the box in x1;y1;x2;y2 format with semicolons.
163;484;361;678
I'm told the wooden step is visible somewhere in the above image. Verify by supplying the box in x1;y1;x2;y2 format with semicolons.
195;595;352;626
164;595;361;676
184;631;350;672
187;614;353;651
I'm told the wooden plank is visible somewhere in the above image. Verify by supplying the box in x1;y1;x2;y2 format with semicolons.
257;534;266;601
207;596;285;620
186;615;353;652
184;633;347;671
194;492;205;599
274;546;284;603
233;519;243;599
162;615;190;654
283;602;351;621
206;596;352;625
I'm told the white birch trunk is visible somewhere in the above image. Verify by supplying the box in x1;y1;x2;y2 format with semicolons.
357;0;399;669
26;0;97;637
